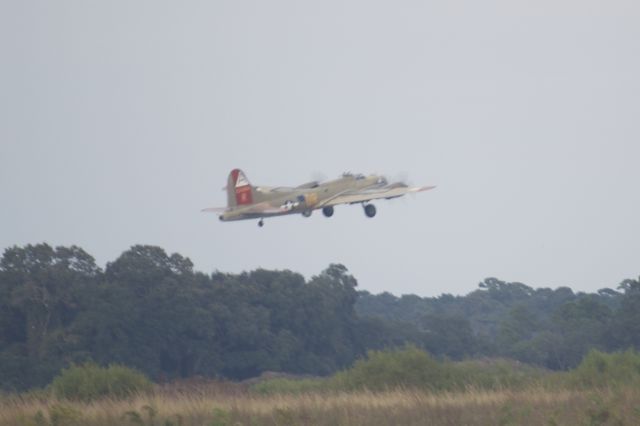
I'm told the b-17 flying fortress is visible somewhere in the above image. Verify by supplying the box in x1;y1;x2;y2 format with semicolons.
203;169;435;227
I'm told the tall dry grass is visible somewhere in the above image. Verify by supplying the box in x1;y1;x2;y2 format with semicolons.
1;384;637;426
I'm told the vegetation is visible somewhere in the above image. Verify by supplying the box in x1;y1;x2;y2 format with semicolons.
254;346;548;395
356;277;633;370
3;386;637;426
3;347;640;425
1;242;640;395
0;244;365;391
50;363;152;401
565;349;640;389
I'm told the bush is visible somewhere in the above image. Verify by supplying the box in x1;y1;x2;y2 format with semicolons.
567;349;640;388
251;348;548;395
51;363;152;401
331;345;447;391
331;347;547;392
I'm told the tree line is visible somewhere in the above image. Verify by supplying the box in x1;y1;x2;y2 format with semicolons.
356;276;640;369
1;243;639;391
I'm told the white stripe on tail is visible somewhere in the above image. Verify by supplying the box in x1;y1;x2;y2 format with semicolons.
227;169;253;207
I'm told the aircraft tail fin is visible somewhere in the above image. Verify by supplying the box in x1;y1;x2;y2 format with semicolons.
227;169;254;207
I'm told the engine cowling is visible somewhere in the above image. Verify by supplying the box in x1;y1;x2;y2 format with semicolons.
296;181;320;189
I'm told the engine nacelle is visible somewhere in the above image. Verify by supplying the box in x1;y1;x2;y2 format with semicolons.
296;181;320;189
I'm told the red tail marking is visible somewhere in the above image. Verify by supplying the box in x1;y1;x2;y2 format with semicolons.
231;169;253;205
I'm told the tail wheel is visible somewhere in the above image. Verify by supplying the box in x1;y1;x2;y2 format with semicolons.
322;206;334;217
258;219;264;227
302;210;312;218
364;204;377;218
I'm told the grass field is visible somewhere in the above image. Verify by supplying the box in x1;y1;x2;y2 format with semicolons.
5;349;640;425
2;384;638;426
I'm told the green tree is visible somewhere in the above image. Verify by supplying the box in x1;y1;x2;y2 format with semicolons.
0;244;99;389
421;313;476;359
608;277;640;350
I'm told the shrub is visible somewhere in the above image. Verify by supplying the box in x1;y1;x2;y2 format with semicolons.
51;363;152;401
567;349;640;388
331;345;447;391
251;348;548;395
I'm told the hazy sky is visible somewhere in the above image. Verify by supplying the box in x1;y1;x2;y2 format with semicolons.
1;1;639;296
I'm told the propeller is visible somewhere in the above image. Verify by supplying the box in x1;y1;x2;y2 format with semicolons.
373;171;410;187
310;171;328;183
391;171;411;186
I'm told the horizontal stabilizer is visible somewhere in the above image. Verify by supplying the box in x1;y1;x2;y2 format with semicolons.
201;207;227;213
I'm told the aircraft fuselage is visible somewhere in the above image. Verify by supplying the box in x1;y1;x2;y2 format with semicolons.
219;174;384;222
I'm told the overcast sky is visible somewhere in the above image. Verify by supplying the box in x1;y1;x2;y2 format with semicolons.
1;1;639;296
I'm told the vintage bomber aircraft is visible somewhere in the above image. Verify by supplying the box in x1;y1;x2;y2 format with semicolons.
203;169;435;227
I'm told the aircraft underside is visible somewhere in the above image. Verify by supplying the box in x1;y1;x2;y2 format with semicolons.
226;202;378;227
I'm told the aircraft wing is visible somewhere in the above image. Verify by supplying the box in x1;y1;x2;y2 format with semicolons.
318;184;436;207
